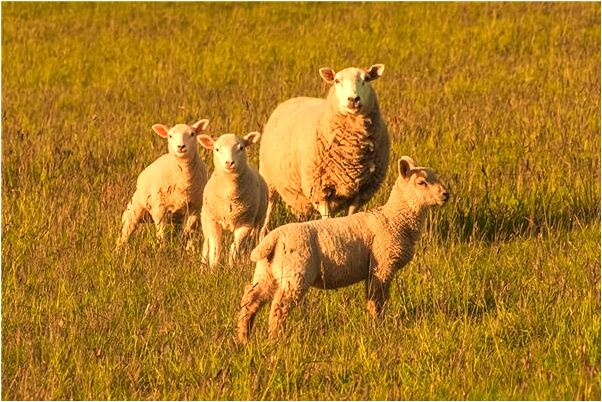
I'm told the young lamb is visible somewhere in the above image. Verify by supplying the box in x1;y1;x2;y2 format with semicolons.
258;64;390;237
198;132;268;268
116;119;209;249
237;156;449;343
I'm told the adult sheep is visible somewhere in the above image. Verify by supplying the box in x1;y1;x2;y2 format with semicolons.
259;64;390;237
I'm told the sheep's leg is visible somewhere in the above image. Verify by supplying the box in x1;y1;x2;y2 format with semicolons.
366;274;391;318
183;212;200;252
229;225;254;266
202;218;223;268
149;202;168;245
347;195;362;215
237;282;272;344
259;188;279;240
268;280;307;339
117;201;145;247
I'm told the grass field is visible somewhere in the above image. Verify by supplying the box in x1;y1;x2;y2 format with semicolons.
1;2;600;400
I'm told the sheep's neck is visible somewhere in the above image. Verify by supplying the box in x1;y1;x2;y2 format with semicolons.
175;155;202;184
381;189;425;241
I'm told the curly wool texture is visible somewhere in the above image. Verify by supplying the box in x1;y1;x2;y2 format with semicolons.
308;90;389;212
260;86;389;217
237;162;448;343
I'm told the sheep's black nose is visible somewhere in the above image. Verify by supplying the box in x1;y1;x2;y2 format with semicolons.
177;144;186;151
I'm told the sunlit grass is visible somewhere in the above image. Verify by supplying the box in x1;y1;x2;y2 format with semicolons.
1;2;600;400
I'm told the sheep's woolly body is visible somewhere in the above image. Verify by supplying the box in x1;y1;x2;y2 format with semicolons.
200;132;268;268
260;86;389;217
131;155;206;218
308;88;389;212
117;121;210;248
237;159;448;343
202;168;267;232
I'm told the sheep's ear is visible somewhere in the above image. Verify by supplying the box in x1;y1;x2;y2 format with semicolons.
152;124;170;138
197;134;215;150
365;64;384;81
243;131;261;147
319;67;336;84
191;119;209;133
398;156;415;179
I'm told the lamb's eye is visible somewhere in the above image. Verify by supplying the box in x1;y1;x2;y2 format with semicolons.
190;133;194;137
169;135;172;139
237;144;243;151
215;147;220;152
418;179;427;186
334;79;340;85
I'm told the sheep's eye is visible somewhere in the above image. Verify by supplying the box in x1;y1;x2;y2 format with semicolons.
169;135;172;139
237;144;243;151
418;179;427;187
190;133;194;137
215;147;220;152
334;79;340;85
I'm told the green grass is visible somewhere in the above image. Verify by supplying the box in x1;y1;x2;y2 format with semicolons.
2;2;600;400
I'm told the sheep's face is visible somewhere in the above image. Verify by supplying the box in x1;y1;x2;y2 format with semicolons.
319;64;384;115
397;156;449;208
198;132;261;174
152;119;209;159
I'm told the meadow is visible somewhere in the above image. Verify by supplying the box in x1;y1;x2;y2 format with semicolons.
1;2;600;400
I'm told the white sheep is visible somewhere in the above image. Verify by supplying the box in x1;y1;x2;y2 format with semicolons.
117;119;209;249
258;64;390;237
198;132;268;268
237;156;449;343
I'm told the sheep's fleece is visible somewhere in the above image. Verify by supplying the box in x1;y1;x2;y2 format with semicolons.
237;156;449;343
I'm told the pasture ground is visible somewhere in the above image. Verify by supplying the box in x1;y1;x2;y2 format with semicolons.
2;2;600;400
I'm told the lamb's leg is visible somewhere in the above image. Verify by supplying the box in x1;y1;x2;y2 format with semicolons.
183;212;199;252
229;225;253;266
259;187;279;240
150;205;168;245
117;201;145;247
202;218;223;268
237;281;272;344
366;274;391;318
268;280;308;339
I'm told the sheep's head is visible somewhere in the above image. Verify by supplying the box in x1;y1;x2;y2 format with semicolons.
319;64;384;115
198;132;261;174
152;119;209;159
395;156;449;209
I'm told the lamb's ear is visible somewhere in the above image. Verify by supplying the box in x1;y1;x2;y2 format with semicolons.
243;131;261;147
365;64;385;81
197;134;215;150
319;67;336;84
398;156;415;179
191;119;209;133
152;124;169;138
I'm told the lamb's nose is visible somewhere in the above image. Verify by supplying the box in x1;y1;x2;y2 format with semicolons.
177;144;186;152
225;160;235;169
348;96;360;103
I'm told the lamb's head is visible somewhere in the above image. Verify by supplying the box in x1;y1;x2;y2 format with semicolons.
152;119;209;159
393;156;449;210
319;64;384;115
198;132;261;175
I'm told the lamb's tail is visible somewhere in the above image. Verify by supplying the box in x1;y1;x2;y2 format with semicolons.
250;230;280;262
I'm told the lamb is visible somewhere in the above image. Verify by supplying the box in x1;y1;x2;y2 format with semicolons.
198;132;268;268
116;119;209;249
237;156;449;343
258;64;390;237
